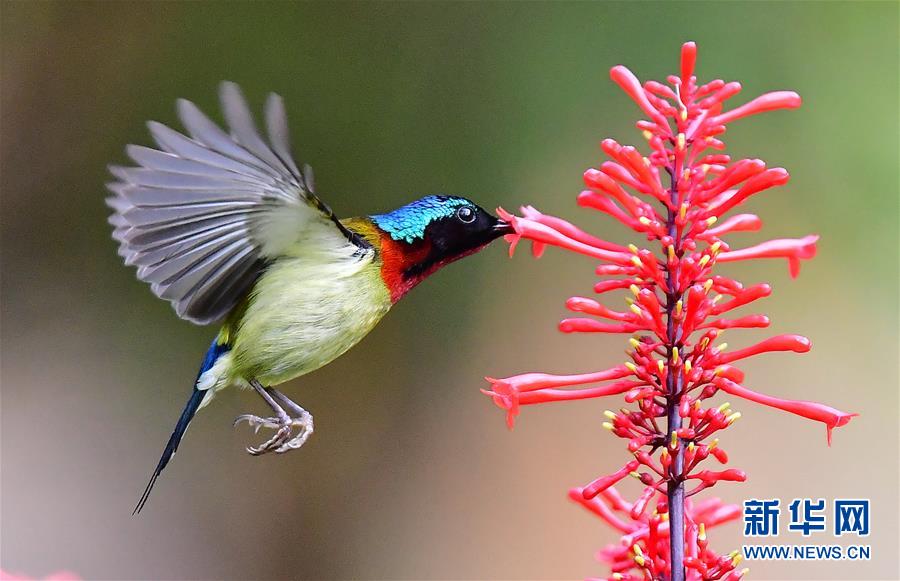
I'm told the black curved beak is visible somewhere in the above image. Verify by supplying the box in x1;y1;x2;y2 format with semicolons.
492;218;513;237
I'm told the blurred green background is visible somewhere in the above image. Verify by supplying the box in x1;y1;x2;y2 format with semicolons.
2;2;897;580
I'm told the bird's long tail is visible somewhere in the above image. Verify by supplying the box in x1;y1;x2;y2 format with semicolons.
133;336;229;514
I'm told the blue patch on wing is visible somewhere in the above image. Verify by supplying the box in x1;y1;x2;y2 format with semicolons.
371;195;470;243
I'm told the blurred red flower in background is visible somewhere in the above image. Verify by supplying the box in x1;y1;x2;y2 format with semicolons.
0;571;79;581
483;42;855;580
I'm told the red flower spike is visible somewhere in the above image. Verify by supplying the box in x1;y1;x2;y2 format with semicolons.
483;43;855;580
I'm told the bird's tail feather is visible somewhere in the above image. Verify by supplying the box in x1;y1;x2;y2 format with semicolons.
133;336;229;515
132;387;204;514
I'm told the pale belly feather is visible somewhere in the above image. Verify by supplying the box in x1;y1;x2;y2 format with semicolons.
227;251;391;387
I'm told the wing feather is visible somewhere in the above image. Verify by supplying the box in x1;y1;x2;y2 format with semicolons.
219;82;295;179
107;81;365;325
264;93;302;178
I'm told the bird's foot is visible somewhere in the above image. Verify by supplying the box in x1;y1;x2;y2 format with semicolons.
236;381;315;456
234;414;292;456
275;410;314;454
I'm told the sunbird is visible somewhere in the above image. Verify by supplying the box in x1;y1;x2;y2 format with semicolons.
107;82;510;513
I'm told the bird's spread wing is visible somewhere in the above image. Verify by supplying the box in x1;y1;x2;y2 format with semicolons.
107;82;367;325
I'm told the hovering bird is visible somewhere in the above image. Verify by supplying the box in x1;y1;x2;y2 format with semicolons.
107;82;511;513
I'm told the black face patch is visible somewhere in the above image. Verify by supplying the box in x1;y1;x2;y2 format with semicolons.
402;200;509;279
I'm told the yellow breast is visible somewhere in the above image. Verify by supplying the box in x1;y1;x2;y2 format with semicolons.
226;245;391;386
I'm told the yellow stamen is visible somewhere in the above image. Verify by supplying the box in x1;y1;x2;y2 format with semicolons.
629;471;641;479
679;203;687;220
710;241;722;254
717;342;728;352
713;366;723;375
602;421;614;431
628;243;639;254
668;245;676;261
675;299;683;316
672;347;680;365
677;133;686;150
643;156;651;166
631;256;642;267
687;442;695;453
670;431;678;448
698;522;706;541
705;216;718;226
709;438;719;449
703;279;714;292
680;108;688;122
604;410;617;420
630;304;642;316
638;216;651;226
712;294;723;304
629;337;640;348
727;412;742;424
625;362;638;373
684;360;692;374
642;130;653;141
717;402;731;413
700;163;710;175
698;255;710;268
657;359;665;374
629;284;641;296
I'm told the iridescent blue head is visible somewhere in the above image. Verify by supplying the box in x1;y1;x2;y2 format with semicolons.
370;194;511;284
372;195;471;243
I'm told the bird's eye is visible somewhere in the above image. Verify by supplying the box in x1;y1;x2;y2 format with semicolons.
456;206;476;224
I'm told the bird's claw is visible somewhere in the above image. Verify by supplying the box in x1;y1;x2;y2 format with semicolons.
275;413;314;454
233;414;280;433
233;411;314;456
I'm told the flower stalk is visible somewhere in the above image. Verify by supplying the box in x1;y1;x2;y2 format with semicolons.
485;42;856;580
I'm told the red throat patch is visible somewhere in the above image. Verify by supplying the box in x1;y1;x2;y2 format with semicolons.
378;234;433;303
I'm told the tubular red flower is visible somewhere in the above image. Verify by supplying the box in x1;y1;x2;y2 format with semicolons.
568;488;635;533
497;207;632;264
700;314;770;330
560;318;643;334
710;91;802;125
717;235;819;278
485;366;631;394
583;460;641;499
521;205;628;253
715;378;856;445
483;375;637;429
703;168;790;218
517;381;638;405
610;65;668;126
702;213;762;238
713;334;811;364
